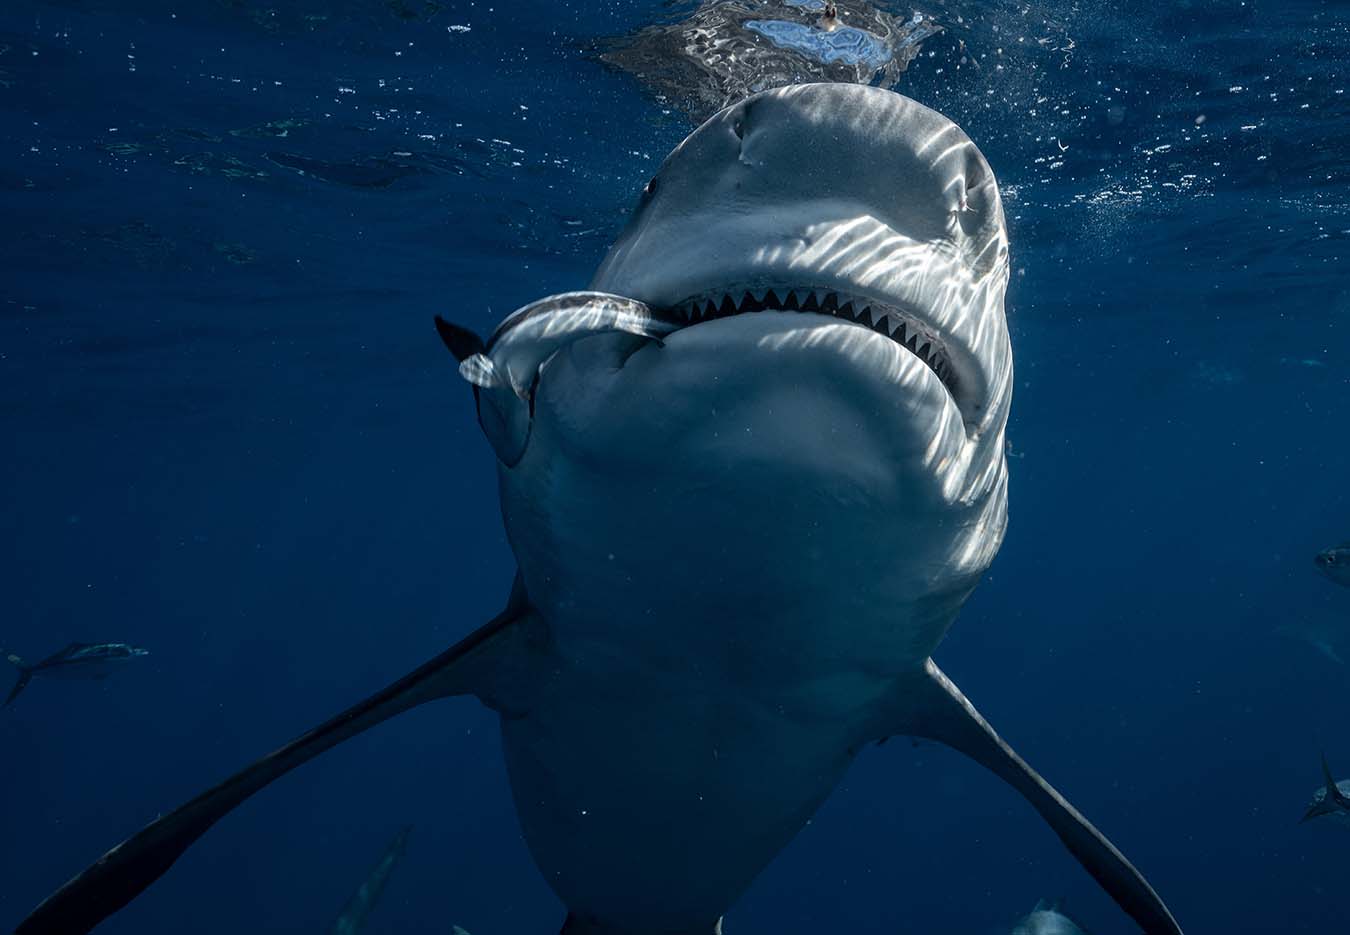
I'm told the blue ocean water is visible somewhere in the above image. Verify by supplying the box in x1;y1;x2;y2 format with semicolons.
1;1;1347;933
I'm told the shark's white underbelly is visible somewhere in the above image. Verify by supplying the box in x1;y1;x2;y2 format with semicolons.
484;312;1002;930
494;434;974;929
499;651;865;931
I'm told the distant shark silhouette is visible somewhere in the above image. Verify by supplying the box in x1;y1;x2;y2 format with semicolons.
14;85;1181;935
329;826;412;935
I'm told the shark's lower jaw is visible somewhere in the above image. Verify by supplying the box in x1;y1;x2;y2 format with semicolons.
657;285;959;402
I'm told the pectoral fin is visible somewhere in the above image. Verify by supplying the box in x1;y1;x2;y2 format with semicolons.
887;659;1182;935
15;577;545;935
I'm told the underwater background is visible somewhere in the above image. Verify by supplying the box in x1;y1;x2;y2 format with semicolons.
1;1;1347;933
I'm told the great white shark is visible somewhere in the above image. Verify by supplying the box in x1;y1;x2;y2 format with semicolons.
13;84;1182;935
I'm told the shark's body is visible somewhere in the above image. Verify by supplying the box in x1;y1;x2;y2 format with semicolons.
15;85;1181;935
3;642;149;706
487;85;1011;930
329;826;412;935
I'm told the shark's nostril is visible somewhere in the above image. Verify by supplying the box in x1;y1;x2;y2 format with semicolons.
956;194;984;237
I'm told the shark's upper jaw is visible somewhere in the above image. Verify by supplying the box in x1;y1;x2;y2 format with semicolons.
647;283;969;427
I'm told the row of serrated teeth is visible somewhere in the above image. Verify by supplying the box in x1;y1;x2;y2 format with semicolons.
673;288;955;388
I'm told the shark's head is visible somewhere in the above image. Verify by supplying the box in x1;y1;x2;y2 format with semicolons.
592;81;1010;482
449;83;1012;656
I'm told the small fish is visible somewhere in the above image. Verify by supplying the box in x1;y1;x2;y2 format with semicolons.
1302;753;1350;825
1011;899;1091;935
3;642;149;706
1315;543;1350;588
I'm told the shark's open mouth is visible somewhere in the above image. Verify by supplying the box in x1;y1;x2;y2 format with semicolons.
658;287;959;401
446;277;983;472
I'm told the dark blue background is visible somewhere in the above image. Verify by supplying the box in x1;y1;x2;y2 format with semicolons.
1;1;1347;933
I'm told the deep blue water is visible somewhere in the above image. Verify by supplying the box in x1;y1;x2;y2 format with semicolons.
1;1;1348;933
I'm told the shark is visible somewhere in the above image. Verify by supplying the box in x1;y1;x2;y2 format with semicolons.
329;826;413;935
12;84;1182;935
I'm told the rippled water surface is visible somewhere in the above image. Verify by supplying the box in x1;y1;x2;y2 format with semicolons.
2;2;1348;934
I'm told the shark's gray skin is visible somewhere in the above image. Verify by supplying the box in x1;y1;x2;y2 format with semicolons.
330;826;412;935
13;85;1182;935
1302;754;1350;826
595;0;940;123
3;642;149;707
1315;543;1350;587
1011;899;1091;935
